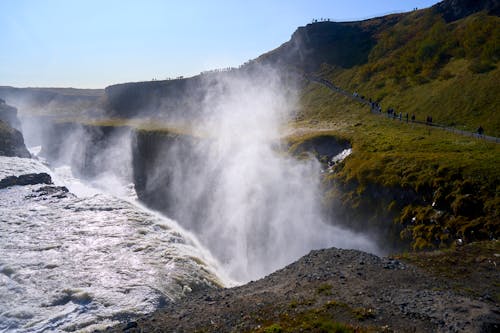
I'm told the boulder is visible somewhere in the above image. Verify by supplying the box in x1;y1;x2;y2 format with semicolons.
0;173;52;189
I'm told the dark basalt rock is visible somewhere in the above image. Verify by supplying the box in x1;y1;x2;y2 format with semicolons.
0;120;31;158
0;173;53;189
0;98;21;130
27;185;71;199
0;100;30;158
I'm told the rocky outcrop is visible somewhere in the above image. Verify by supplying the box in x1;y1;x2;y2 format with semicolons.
132;129;199;217
0;173;52;189
433;0;500;22
0;98;21;129
28;185;71;199
257;21;380;72
104;76;208;119
288;134;350;158
0;120;31;158
0;100;31;158
36;120;132;179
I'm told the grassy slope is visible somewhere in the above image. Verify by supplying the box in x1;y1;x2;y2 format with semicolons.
316;10;500;136
285;7;500;250
295;74;499;250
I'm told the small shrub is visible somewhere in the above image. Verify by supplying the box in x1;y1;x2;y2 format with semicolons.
263;324;283;333
317;283;333;295
469;60;496;73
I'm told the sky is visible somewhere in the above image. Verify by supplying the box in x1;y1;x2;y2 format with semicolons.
0;0;441;88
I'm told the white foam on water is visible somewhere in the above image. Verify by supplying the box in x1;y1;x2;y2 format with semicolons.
0;156;228;332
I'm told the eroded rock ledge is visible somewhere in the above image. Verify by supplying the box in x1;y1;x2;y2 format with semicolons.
0;173;52;189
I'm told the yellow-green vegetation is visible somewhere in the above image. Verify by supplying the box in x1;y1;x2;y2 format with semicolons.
53;117;197;135
286;5;499;251
295;77;499;250
316;11;500;136
397;240;500;302
252;300;379;333
317;284;333;296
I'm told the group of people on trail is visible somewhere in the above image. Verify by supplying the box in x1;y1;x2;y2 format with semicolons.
370;102;415;123
383;107;414;123
370;101;382;113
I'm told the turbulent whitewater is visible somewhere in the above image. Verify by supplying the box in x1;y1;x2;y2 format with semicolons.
0;156;226;332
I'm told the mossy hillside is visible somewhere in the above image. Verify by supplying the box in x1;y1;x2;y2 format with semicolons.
294;81;499;250
315;11;500;136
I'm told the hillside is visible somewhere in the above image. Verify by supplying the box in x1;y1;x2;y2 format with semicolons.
258;0;500;136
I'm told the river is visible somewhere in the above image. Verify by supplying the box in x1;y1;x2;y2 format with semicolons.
0;155;228;332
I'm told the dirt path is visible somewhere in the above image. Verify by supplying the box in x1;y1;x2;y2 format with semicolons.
307;76;500;144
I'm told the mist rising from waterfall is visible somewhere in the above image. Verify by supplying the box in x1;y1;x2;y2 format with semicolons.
162;67;379;282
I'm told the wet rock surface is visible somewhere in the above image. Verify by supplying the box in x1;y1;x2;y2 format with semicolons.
0;172;52;189
0;120;31;158
26;185;72;199
105;247;499;333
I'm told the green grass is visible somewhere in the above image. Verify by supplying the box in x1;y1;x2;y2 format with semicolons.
252;299;379;333
293;76;499;250
313;10;500;136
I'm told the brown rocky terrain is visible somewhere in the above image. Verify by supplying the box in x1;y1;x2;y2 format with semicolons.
104;242;499;333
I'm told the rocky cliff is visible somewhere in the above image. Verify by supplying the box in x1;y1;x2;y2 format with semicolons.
0;100;30;158
0;98;21;129
35;120;131;179
433;0;500;22
0;86;103;117
103;76;207;120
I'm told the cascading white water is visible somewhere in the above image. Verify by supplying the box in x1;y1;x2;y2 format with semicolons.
2;67;380;331
0;156;228;332
162;69;380;282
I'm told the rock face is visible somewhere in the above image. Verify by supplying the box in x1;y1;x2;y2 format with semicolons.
433;0;500;22
132;130;199;218
0;173;52;189
258;20;380;72
103;76;207;119
0;98;21;130
0;120;31;158
0;100;31;158
36;121;132;179
289;135;350;158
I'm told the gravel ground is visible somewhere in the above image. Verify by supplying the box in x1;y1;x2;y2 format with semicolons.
102;246;499;333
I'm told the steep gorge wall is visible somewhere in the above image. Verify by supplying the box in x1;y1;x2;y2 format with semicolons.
32;120;424;252
30;119;132;179
132;130;201;217
0;100;30;158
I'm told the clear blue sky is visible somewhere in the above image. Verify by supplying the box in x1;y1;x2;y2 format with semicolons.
0;0;440;88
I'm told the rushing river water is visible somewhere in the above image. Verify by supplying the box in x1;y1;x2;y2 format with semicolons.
0;155;228;332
